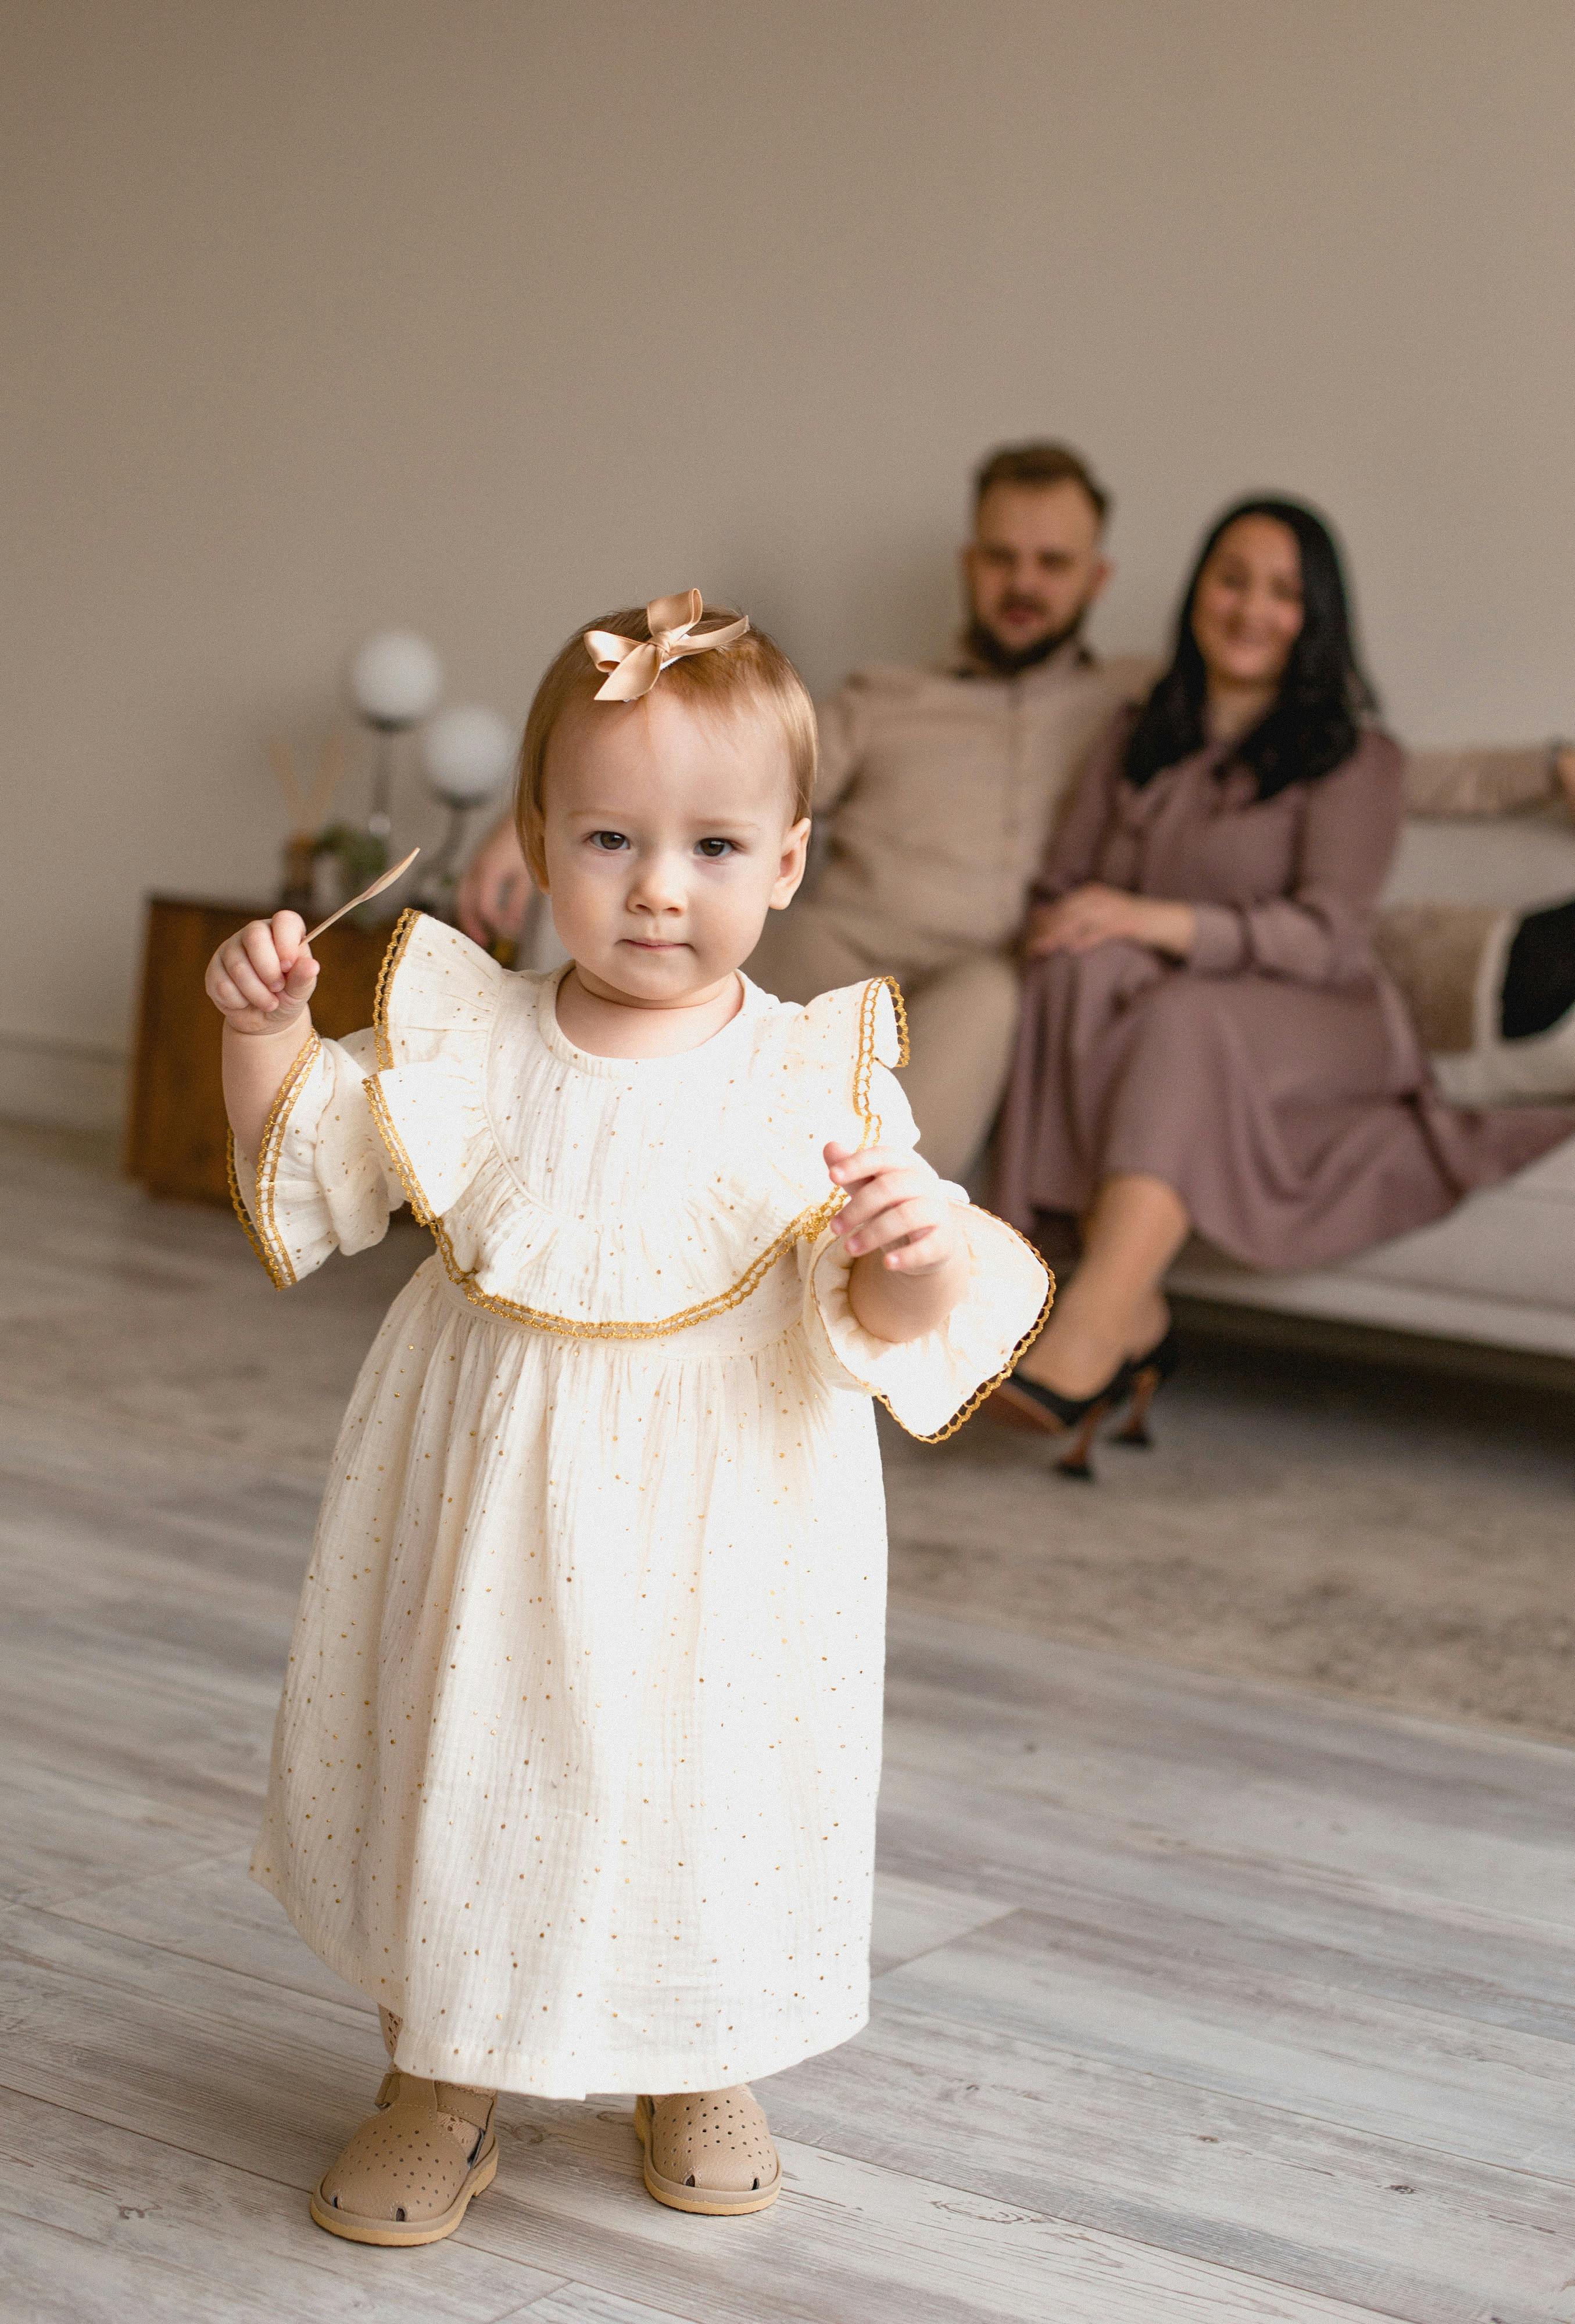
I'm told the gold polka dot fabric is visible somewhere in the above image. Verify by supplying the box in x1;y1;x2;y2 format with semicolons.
244;920;1047;2096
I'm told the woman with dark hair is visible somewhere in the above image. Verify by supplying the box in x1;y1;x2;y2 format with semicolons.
989;498;1569;1473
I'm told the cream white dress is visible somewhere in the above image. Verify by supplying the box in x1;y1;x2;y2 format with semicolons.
235;913;1047;2097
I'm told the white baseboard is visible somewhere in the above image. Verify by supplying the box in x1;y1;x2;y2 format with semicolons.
0;1030;127;1134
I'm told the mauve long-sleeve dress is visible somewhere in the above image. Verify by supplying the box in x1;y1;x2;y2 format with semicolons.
993;710;1572;1269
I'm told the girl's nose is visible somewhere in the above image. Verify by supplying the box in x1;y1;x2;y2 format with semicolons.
629;856;686;913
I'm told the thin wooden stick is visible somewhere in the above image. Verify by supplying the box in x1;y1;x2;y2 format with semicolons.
303;848;420;944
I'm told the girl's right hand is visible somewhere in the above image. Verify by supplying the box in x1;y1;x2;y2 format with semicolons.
205;912;320;1035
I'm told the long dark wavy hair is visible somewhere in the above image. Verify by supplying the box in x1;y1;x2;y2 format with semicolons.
1124;497;1378;801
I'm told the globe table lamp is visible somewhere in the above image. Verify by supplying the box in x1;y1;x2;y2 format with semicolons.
416;703;518;916
346;629;445;856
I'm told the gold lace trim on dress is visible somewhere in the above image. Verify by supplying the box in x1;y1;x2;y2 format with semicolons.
225;1031;324;1289
370;907;422;1075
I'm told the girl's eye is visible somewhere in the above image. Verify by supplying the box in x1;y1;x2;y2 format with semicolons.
588;831;629;851
696;837;736;859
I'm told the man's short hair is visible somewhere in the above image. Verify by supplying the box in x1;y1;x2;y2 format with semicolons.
973;440;1111;528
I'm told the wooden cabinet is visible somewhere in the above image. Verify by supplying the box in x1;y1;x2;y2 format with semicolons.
125;895;395;1205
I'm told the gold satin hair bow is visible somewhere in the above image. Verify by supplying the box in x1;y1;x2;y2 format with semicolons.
584;589;751;701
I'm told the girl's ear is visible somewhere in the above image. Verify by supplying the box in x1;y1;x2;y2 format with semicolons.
770;817;812;910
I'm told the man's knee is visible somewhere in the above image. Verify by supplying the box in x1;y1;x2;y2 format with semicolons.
899;952;1022;1182
906;949;1020;1040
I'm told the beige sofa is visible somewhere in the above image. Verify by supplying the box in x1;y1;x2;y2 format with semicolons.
1169;806;1575;1358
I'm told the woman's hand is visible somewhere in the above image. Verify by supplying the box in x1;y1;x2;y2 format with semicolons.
205;913;320;1035
1024;884;1197;961
824;1140;969;1345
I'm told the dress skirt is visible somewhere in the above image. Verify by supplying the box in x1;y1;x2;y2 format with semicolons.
252;1254;892;2099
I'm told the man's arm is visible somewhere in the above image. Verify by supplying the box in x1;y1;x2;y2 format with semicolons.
456;815;533;946
1404;741;1575;818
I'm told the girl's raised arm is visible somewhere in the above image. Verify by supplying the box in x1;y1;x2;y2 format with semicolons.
205;910;321;1159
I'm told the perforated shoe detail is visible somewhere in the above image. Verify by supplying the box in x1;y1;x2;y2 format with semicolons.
317;2070;496;2228
649;2086;778;2194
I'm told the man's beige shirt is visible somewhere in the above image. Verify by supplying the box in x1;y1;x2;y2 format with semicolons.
808;639;1151;957
808;638;1555;960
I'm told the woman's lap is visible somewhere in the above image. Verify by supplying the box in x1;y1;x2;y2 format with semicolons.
1018;942;1409;1113
1111;958;1410;1104
994;942;1452;1266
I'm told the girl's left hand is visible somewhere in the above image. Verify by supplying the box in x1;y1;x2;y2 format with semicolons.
1025;884;1196;959
824;1142;961;1274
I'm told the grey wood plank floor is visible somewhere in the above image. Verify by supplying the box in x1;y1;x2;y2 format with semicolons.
1;1123;1572;2322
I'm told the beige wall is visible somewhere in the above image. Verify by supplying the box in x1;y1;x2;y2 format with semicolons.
5;0;1574;1125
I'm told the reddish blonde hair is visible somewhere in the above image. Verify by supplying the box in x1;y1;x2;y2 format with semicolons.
516;601;817;884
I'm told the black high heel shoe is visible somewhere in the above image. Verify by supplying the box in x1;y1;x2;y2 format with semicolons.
985;1358;1134;1482
1111;1328;1180;1449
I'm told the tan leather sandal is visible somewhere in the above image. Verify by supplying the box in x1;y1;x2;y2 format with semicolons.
309;2069;498;2246
633;2086;782;2215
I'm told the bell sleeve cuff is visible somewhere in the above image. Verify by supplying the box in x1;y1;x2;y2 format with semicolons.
801;1192;1051;1440
230;1029;401;1287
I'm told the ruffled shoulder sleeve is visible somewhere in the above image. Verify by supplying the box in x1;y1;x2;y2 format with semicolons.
766;973;907;1127
361;910;511;1223
230;908;507;1286
743;974;911;1225
230;1026;399;1286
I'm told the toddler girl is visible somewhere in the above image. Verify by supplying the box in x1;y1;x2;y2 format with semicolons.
206;592;1048;2244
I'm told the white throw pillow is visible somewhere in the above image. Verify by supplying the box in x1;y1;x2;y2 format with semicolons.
1430;909;1575;1104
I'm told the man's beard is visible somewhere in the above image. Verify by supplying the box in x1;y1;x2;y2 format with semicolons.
964;609;1087;676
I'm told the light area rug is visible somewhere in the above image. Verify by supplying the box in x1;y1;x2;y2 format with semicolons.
882;1333;1575;1742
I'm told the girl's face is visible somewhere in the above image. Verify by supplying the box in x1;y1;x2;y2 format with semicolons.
540;689;810;1008
1190;514;1304;693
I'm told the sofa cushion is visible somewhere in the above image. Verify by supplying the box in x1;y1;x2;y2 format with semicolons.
1384;807;1575;912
